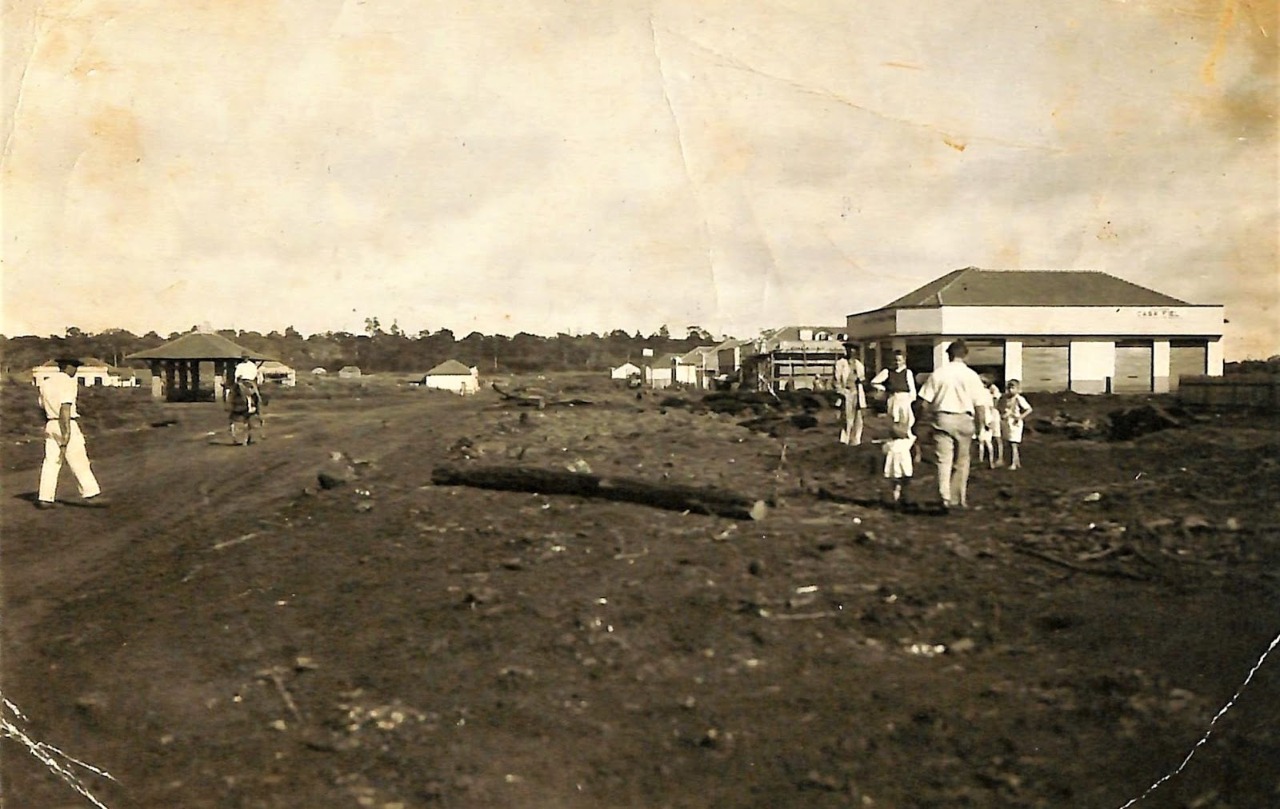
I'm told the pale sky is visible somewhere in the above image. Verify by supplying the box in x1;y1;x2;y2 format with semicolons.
2;0;1277;358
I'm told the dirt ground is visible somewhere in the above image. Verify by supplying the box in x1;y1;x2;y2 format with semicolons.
1;375;1277;809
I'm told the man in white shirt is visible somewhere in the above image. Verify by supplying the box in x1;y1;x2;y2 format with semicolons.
234;351;262;386
917;339;989;511
229;351;265;443
36;358;108;509
833;346;867;445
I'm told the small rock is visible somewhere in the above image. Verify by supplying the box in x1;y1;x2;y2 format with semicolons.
355;501;374;513
949;638;977;654
1224;517;1241;532
1182;515;1212;531
1082;492;1102;503
464;586;500;606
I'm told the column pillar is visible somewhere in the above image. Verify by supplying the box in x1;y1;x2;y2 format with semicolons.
1004;340;1023;386
1153;340;1171;394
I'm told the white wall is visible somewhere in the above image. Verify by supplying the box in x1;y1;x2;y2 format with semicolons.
940;305;1223;338
425;373;478;395
1069;340;1115;393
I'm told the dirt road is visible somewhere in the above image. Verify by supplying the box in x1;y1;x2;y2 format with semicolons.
2;385;1277;808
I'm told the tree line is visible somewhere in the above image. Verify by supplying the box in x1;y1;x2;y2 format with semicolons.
0;324;726;377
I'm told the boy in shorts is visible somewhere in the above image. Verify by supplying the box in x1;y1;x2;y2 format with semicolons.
1001;379;1033;471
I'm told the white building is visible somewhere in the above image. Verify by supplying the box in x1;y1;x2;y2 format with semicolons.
423;359;479;395
31;359;113;387
679;346;720;388
260;361;297;387
845;268;1225;393
610;361;641;380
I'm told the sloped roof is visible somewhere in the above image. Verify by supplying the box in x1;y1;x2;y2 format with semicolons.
880;268;1190;309
680;345;719;363
126;331;269;361
425;359;474;376
762;326;845;342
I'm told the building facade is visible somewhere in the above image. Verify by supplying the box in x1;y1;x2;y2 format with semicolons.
845;268;1224;393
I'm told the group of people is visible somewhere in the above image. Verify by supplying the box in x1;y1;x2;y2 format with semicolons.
33;351;268;510
833;341;1032;512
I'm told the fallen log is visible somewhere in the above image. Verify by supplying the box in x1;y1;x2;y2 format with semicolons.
491;382;593;408
431;464;769;521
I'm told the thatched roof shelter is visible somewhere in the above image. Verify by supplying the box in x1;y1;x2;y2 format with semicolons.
126;331;274;402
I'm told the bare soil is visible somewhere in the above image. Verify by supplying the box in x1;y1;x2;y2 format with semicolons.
2;376;1278;809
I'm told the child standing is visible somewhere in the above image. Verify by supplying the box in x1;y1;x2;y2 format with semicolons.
975;376;997;468
983;380;1004;467
882;417;916;507
1000;379;1033;471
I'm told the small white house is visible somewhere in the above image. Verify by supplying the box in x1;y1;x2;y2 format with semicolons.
31;359;113;387
644;354;685;389
260;361;297;387
423;359;479;395
610;361;641;380
338;366;362;380
679;346;719;388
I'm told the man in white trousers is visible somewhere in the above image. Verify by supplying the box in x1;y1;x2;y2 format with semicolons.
37;357;109;509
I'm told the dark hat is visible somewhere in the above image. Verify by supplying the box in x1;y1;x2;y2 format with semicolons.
54;356;84;368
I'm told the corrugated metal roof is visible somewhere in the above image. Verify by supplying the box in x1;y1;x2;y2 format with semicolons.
426;359;474;375
125;331;270;360
882;268;1190;308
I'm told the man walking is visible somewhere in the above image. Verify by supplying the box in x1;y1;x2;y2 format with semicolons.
36;357;108;509
834;345;867;445
917;339;989;512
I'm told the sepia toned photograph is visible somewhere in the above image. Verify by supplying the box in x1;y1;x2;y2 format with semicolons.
2;1;1277;807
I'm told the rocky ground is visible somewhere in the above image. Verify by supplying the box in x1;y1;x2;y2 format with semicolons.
1;375;1277;809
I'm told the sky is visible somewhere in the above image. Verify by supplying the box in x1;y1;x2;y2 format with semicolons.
2;0;1277;358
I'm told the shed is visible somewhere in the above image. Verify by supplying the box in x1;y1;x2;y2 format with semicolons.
610;362;641;380
678;346;719;388
260;361;297;387
845;268;1226;393
126;332;272;402
422;360;479;395
338;366;362;379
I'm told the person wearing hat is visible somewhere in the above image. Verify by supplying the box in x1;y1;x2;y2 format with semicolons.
229;350;265;443
36;357;108;509
234;350;263;388
917;339;989;512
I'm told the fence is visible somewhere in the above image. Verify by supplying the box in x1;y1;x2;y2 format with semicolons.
1177;375;1280;411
